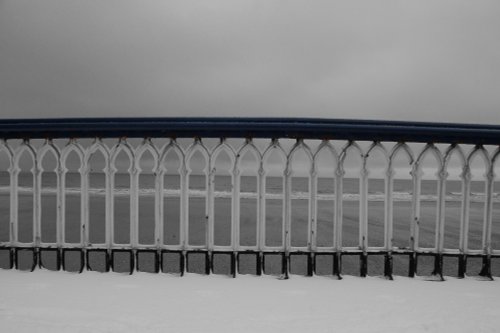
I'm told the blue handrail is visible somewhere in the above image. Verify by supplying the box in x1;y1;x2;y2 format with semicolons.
0;117;499;144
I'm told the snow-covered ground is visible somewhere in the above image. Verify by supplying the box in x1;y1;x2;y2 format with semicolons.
1;270;499;333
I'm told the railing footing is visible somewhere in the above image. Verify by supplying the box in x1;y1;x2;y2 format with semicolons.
360;253;367;278
458;254;466;278
479;256;493;280
409;253;417;278
384;253;393;280
431;254;444;281
333;253;342;279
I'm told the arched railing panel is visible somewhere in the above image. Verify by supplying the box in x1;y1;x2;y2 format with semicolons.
211;141;236;249
84;141;109;248
365;143;389;251
15;141;37;246
288;140;313;251
339;142;363;251
235;140;261;250
414;144;443;251
442;145;466;253
313;141;337;251
38;141;60;246
160;140;184;250
61;142;84;247
135;140;159;247
465;147;490;254
262;140;287;251
186;140;210;248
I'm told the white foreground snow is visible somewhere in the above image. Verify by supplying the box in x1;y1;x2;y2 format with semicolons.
1;270;499;333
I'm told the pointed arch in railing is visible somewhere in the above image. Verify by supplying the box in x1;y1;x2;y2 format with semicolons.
234;139;261;254
210;140;236;251
84;140;110;250
60;140;85;249
159;139;185;252
313;140;338;254
134;139;160;249
37;140;61;250
414;144;444;252
339;141;364;254
185;139;210;253
388;143;414;254
14;141;37;248
262;140;287;252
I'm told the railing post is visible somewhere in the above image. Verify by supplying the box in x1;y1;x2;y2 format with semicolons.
207;142;215;274
81;154;90;270
360;156;368;278
55;145;64;271
104;140;113;271
32;141;41;268
309;159;317;276
461;166;472;277
433;168;447;280
458;165;470;278
232;156;241;278
334;167;344;279
479;169;494;280
283;142;291;279
179;148;188;276
257;160;265;276
409;162;422;277
384;166;394;280
155;149;164;272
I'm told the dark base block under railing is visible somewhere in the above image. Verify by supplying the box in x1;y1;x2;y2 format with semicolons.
0;246;495;281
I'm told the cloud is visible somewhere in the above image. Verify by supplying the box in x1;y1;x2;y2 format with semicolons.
1;0;499;123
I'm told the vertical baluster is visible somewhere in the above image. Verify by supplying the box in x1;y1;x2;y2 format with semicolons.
155;142;163;258
409;162;422;277
461;166;471;277
81;145;90;269
54;142;63;271
434;166;447;280
457;165;469;277
207;141;215;254
334;166;344;278
232;143;241;277
480;168;494;279
9;144;19;256
179;141;188;275
359;152;368;277
33;141;41;269
130;141;139;273
204;140;213;274
131;148;139;250
28;140;42;271
284;147;291;279
104;140;113;269
257;154;265;275
309;158;318;276
384;165;394;279
60;145;68;252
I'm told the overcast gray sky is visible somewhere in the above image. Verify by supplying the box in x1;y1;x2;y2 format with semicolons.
1;0;499;124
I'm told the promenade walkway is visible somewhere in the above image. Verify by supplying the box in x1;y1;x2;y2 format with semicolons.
1;270;499;333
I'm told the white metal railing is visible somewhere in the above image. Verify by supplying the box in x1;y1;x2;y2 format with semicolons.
0;118;499;280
